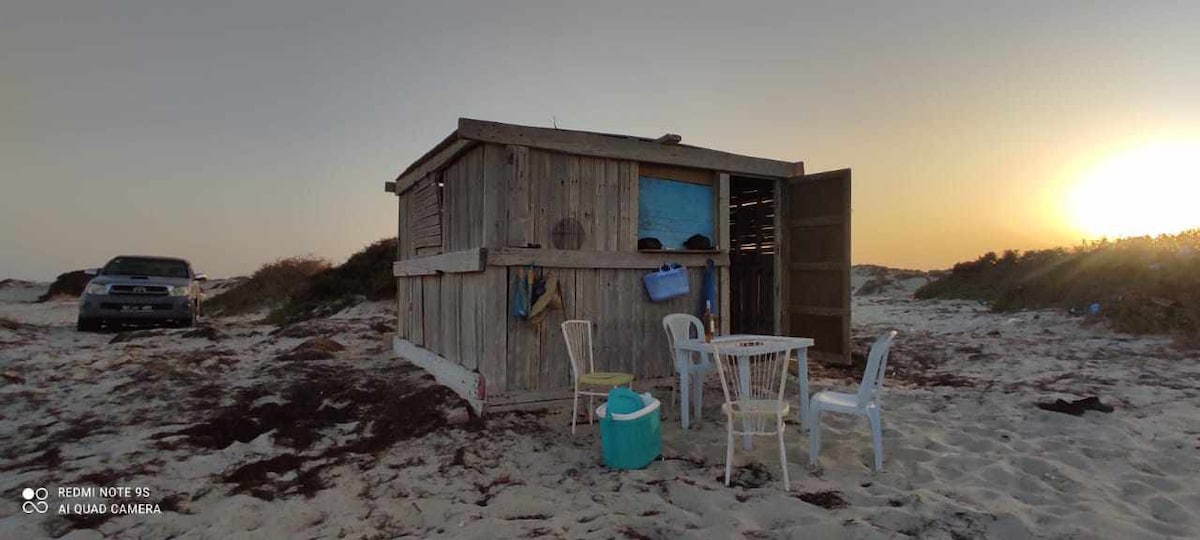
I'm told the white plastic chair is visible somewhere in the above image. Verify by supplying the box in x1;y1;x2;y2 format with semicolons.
562;320;635;434
808;330;897;472
662;314;714;426
713;337;795;490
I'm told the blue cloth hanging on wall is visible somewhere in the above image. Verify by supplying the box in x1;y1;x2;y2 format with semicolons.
700;259;718;318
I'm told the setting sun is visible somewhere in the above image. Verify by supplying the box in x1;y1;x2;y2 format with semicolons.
1068;141;1200;239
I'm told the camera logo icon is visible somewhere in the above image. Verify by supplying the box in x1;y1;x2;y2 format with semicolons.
22;487;49;514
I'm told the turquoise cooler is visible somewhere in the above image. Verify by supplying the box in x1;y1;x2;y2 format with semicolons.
596;388;662;470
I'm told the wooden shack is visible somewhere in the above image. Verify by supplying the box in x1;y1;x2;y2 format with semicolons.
385;119;850;412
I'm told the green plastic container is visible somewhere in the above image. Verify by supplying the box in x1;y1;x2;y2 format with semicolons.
596;388;662;470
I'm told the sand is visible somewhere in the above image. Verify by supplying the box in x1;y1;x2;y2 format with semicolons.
1;269;1198;539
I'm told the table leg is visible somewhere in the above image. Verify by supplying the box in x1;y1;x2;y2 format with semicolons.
678;349;691;430
797;347;809;431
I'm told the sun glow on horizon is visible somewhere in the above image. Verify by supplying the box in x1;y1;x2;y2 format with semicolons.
1068;141;1200;239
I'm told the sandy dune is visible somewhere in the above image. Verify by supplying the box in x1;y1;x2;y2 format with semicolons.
1;272;1198;539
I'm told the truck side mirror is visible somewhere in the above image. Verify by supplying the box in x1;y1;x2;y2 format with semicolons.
85;268;99;276
194;273;208;281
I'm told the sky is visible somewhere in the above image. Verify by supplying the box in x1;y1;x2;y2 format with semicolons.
3;1;1199;280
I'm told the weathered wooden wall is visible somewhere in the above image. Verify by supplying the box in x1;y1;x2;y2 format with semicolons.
395;144;509;394
397;143;724;397
503;267;704;393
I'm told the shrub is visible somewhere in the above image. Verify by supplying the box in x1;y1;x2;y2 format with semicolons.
915;229;1200;341
266;238;397;324
204;256;332;316
38;270;91;301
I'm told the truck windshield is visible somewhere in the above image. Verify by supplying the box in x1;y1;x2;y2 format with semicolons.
103;258;190;278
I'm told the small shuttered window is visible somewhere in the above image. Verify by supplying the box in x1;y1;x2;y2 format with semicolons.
410;175;443;254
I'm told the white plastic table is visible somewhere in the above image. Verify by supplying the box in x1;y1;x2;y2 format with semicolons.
672;335;814;446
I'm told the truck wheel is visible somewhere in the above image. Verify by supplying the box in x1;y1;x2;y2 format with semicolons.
77;317;100;332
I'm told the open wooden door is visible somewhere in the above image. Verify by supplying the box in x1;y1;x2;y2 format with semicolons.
781;168;851;363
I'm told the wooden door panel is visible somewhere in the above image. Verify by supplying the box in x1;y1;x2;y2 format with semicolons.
783;169;850;362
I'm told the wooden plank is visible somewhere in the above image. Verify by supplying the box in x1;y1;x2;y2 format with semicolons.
596;269;622;377
618;161;635;251
640;162;715;186
393;336;484;415
413;183;440;210
412;234;443;251
577;157;598;251
422;276;440;355
441;273;460;362
481;143;508;248
443;163;459;251
392;248;486;277
488;248;728;269
532;147;559;248
400;276;410;340
789;262;844;271
784;168;851;362
397;192;408;260
412;213;441;231
592;158;614;250
455;158;470;250
408;277;423;345
538;150;567;249
411;222;443;239
506;267;538;391
479;267;508;396
566;155;583;248
467;146;483;249
459;273;480;371
506;145;531;247
624;270;642;379
789;215;845;228
720;266;731;335
788;306;851;317
457;118;795;179
716;173;730;250
488;376;679;410
537;269;572;389
773;178;785;335
488;387;576;408
394;139;475;196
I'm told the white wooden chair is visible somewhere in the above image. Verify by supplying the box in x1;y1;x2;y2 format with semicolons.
662;314;714;426
562;320;635;434
713;337;795;490
808;330;898;472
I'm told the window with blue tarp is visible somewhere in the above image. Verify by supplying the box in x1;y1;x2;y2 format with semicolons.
637;176;715;249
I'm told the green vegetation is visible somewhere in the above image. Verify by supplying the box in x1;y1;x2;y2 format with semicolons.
203;256;332;316
266;238;398;324
204;238;397;324
915;230;1200;341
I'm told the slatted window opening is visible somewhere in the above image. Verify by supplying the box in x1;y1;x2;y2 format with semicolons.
729;176;777;335
411;175;443;255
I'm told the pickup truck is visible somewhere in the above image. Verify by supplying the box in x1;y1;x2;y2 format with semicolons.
77;256;207;331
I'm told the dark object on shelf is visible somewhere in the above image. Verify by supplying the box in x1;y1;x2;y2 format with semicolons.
683;234;713;250
638;237;663;250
